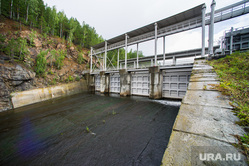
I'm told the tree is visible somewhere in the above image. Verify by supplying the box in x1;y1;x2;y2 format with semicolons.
10;0;13;19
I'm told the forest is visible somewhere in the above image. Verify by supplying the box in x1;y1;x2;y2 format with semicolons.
1;0;104;48
0;0;144;68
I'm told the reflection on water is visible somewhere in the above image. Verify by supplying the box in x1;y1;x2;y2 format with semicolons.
0;92;179;166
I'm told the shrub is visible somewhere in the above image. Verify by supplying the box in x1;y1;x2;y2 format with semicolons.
75;76;80;81
77;52;85;64
17;37;29;61
35;50;48;76
55;50;66;69
29;30;36;47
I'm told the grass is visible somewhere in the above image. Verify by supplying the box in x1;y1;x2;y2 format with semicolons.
209;51;249;126
209;51;249;161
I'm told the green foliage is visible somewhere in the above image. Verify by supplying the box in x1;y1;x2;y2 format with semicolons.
68;75;74;82
17;37;29;61
54;50;66;69
3;37;28;61
75;76;80;81
85;126;90;133
77;52;85;64
35;50;48;76
29;30;36;47
2;0;103;48
49;78;57;85
209;52;249;126
65;75;74;83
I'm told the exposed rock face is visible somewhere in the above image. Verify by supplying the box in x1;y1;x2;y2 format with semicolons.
0;64;36;112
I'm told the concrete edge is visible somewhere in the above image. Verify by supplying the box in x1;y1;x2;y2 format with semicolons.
11;80;87;109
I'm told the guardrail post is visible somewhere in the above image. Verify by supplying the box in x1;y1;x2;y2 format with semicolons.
201;4;206;57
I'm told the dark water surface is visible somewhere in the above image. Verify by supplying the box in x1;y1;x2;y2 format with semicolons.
0;93;179;166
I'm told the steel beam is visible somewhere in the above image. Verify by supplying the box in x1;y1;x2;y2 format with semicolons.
163;36;165;65
201;4;206;57
125;34;128;69
154;23;158;66
90;47;93;73
105;41;107;71
137;43;139;68
117;49;119;70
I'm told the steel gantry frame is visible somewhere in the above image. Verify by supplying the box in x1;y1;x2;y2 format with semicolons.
90;0;249;73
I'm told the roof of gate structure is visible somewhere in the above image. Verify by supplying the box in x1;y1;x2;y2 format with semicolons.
92;3;204;49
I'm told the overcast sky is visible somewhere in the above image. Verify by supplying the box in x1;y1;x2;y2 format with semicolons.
43;0;249;55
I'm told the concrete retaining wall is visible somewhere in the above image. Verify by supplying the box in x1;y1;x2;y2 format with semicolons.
161;58;247;165
11;80;87;109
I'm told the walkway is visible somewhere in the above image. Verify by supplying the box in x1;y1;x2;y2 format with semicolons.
161;58;247;165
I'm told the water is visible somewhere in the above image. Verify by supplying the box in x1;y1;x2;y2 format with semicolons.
0;93;179;166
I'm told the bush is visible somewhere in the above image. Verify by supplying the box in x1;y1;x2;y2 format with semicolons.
35;50;48;76
17;37;29;61
75;76;80;81
77;52;85;64
29;30;36;47
55;50;66;69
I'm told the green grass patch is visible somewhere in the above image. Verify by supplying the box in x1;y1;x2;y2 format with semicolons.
209;51;249;126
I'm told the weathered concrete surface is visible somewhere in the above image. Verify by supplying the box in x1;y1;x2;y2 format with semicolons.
11;80;87;109
162;131;247;166
149;66;162;99
161;58;246;166
85;73;95;92
100;71;109;93
119;69;131;96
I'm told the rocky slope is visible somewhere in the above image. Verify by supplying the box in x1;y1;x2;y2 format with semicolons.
0;17;96;112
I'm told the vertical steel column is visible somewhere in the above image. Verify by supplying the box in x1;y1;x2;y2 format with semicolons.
90;47;93;73
105;41;107;71
201;4;206;57
102;53;104;70
230;27;233;55
154;23;158;66
208;0;216;58
151;59;153;66
134;61;136;68
125;34;128;69
136;43;139;68
163;36;165;65
117;49;119;70
173;56;176;65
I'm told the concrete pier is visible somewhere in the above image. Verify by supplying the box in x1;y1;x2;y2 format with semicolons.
100;71;109;93
119;69;131;96
149;66;162;99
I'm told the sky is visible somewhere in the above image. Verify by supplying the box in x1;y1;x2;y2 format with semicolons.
43;0;249;56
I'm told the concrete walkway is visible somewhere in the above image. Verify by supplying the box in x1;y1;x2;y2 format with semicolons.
161;58;247;165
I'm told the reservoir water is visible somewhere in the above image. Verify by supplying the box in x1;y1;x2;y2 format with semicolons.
0;93;179;166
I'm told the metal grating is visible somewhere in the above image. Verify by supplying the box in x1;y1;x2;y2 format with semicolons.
110;74;120;93
131;72;150;96
162;71;191;99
